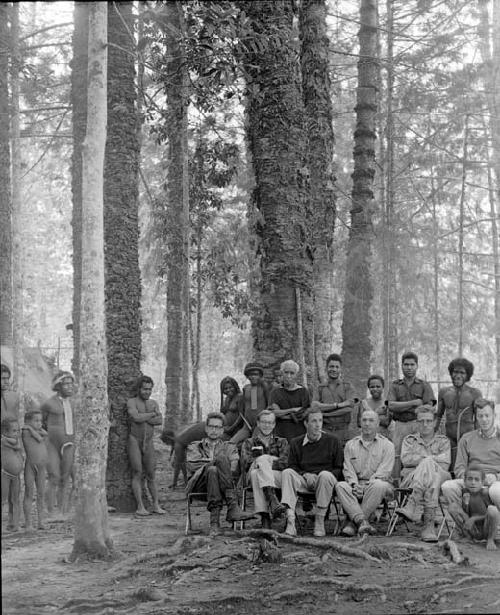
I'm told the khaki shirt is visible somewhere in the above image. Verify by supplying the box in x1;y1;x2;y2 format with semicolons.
400;432;450;473
343;434;395;484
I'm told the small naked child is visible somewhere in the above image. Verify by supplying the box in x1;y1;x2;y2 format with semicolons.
1;418;23;532
22;410;49;531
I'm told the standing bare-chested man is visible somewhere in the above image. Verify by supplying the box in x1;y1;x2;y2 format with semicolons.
127;375;165;516
41;371;76;514
1;364;20;422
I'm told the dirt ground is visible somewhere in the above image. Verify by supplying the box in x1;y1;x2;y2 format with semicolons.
2;441;500;615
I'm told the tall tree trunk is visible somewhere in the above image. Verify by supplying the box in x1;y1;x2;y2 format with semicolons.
71;1;89;380
341;0;378;395
457;115;469;356
0;3;12;348
70;1;114;561
382;0;398;383
10;2;24;395
162;1;190;434
243;0;314;379
299;0;336;387
478;0;500;400
104;1;141;512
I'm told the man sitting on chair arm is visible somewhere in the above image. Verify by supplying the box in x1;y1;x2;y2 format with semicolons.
280;406;343;537
240;409;288;529
395;405;451;542
336;410;395;536
186;412;254;535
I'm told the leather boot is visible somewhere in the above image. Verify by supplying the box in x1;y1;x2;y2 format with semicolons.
209;507;221;536
225;489;255;522
260;512;272;530
263;487;286;519
396;491;421;523
421;507;438;542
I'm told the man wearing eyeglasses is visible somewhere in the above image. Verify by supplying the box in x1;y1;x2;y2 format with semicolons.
186;412;254;534
395;405;451;542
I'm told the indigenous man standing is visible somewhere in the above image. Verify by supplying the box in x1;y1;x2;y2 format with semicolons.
312;353;356;446
387;352;435;476
127;375;165;516
41;371;76;514
1;364;19;422
436;358;482;468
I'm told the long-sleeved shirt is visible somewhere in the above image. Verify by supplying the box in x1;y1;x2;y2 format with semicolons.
186;438;239;477
400;432;450;472
343;434;395;484
240;431;289;473
454;429;500;479
288;432;343;479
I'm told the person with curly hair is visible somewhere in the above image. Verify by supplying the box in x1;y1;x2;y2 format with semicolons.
436;358;482;469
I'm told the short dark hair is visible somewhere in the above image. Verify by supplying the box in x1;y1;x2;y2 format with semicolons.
465;464;485;480
475;398;494;411
304;406;322;422
448;358;474;381
326;353;342;365
367;374;384;388
1;418;18;435
24;410;42;423
135;375;154;393
402;352;418;364
205;412;225;426
1;363;11;377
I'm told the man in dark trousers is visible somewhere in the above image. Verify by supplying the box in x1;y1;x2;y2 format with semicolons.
280;407;343;537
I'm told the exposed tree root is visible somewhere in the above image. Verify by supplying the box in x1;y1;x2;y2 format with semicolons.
312;576;386;596
436;582;494;598
235;529;382;562
442;539;469;565
386;541;432;552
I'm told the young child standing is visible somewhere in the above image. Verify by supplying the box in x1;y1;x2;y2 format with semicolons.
1;418;23;532
448;464;499;551
22;410;49;531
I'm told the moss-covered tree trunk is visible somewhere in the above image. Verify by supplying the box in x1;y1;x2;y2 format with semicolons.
70;1;114;561
104;1;141;512
299;0;336;386
0;3;12;348
341;0;378;395
162;1;191;434
243;0;313;380
71;1;89;380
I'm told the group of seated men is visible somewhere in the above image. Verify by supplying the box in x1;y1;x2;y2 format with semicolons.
182;353;500;549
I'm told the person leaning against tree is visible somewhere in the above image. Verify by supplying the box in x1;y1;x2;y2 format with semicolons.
387;351;435;477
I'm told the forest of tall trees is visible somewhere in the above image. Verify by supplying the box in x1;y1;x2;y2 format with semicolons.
0;0;499;556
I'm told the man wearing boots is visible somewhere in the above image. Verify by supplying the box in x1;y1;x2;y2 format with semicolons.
186;413;254;534
396;405;451;542
336;410;395;536
281;407;343;537
241;410;289;529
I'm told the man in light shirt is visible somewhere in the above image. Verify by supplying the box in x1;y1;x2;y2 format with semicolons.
336;410;395;536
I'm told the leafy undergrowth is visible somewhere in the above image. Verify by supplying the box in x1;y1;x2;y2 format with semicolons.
2;441;500;615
